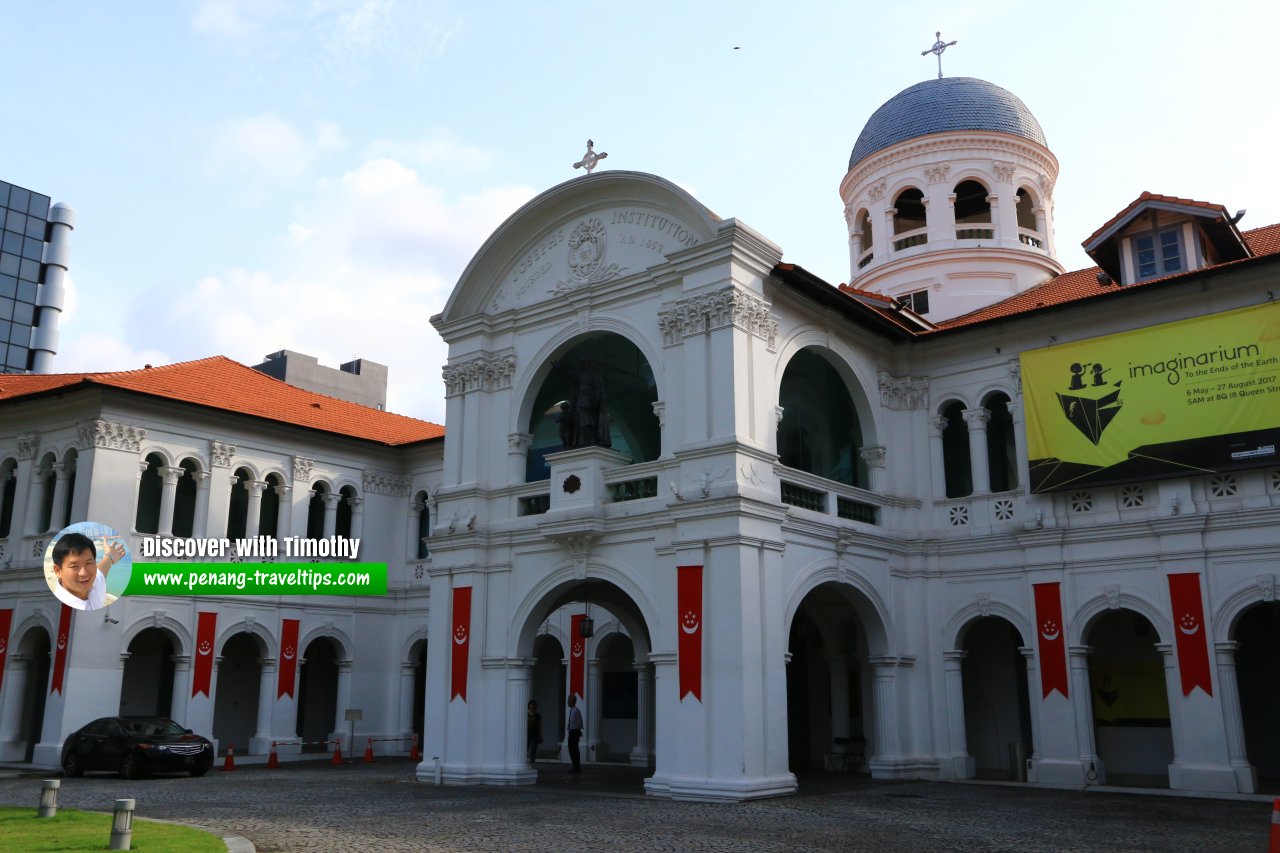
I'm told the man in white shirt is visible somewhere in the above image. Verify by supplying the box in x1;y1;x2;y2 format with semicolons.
51;532;125;611
566;694;584;773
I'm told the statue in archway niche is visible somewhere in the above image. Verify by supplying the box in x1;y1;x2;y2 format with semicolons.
553;360;612;450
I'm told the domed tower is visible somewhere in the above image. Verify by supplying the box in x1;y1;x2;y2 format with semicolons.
839;77;1064;322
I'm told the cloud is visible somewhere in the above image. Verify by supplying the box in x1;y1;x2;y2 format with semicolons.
121;153;536;422
206;115;348;195
191;0;284;37
364;131;491;172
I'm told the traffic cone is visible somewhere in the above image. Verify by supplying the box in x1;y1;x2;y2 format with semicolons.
267;742;279;769
409;735;420;762
1268;797;1280;853
331;740;343;765
221;743;236;772
363;738;375;763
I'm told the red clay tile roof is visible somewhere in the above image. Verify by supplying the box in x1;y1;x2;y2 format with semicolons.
0;356;444;446
932;222;1280;331
1083;191;1231;248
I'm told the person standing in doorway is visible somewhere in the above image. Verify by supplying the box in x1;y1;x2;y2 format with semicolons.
526;700;542;764
566;695;584;773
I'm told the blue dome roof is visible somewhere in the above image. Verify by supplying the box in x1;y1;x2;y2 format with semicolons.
848;77;1047;170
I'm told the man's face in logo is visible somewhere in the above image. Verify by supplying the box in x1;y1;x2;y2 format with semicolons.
54;548;97;601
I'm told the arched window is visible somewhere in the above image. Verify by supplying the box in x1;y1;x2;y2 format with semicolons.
892;188;928;250
777;348;865;487
414;490;431;559
953;179;993;239
260;473;283;539
306;482;328;538
855;209;874;269
336;485;357;538
525;333;660;483
941;401;972;498
0;457;17;537
135;453;164;534
172;458;200;538
59;449;77;529
1016;188;1042;247
36;453;57;533
984;393;1017;492
226;467;252;540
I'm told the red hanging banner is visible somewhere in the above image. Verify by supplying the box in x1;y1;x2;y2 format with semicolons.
277;618;300;699
1167;573;1213;697
0;608;13;694
450;586;472;701
569;615;586;701
1032;582;1069;699
677;565;703;702
50;604;72;695
192;611;217;698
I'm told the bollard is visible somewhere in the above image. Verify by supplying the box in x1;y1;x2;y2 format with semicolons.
37;779;60;818
109;798;135;851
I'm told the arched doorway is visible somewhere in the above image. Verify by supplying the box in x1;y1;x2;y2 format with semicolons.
0;627;51;762
296;637;340;752
1234;601;1280;791
409;638;427;751
212;632;262;755
119;628;176;718
591;631;641;764
959;617;1032;780
1086;610;1172;787
787;582;884;777
523;334;660;482
530;633;565;761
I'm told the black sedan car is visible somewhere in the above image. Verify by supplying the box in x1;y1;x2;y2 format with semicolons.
61;716;214;778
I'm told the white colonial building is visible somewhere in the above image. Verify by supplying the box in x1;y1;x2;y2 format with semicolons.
2;75;1278;801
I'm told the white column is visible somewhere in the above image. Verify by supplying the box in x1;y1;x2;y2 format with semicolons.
1155;643;1186;788
322;494;340;539
631;663;652;766
927;416;948;500
1019;647;1043;763
962;408;991;495
858;447;886;494
507;433;531;484
170;655;192;728
157;466;183;537
223;473;241;536
1005;398;1027;491
398;661;417;740
883;208;897;254
943;650;974;778
335;660;353;752
191;472;211;539
407;500;424;559
1215;641;1256;792
244;481;267;538
252;656;277;753
45;462;68;533
1068;645;1104;784
25;466;49;535
506;661;535;778
868;656;902;773
273;484;291;539
0;654;30;760
586;659;603;759
348;497;364;543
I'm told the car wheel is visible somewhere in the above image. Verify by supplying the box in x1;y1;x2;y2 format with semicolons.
119;751;142;780
63;752;84;778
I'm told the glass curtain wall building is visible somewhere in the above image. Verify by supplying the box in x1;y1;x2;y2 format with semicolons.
0;179;72;373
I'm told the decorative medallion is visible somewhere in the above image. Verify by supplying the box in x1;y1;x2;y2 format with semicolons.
553;217;626;295
562;475;582;495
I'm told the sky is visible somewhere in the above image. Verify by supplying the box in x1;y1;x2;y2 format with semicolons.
3;1;1278;425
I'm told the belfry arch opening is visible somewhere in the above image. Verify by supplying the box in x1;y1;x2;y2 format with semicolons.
777;348;867;488
524;334;659;482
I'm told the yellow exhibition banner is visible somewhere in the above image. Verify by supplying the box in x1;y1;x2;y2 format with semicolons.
1020;301;1280;492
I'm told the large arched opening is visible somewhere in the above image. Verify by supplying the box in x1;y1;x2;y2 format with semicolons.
1233;601;1280;791
959;617;1032;780
119;628;177;718
296;636;341;751
530;633;566;761
787;581;889;779
212;632;263;755
522;334;660;482
0;626;51;762
777;348;868;488
1086;610;1172;788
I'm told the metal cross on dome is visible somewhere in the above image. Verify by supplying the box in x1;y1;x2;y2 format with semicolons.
573;139;608;175
921;31;958;79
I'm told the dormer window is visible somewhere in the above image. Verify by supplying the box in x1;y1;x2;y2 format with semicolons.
1133;228;1183;281
898;289;930;315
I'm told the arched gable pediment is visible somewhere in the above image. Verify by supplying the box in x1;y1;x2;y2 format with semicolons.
436;171;721;325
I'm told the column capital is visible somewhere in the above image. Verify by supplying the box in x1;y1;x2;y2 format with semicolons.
927;415;949;437
943;649;967;664
191;471;211;487
859;446;887;469
245;480;269;497
273;483;291;497
159;466;185;485
322;494;342;509
962;407;991;429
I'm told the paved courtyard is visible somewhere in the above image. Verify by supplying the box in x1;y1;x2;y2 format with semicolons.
0;759;1272;852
